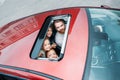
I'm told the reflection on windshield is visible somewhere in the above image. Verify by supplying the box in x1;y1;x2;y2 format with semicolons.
88;8;120;80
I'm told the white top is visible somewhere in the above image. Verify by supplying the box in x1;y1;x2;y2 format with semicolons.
55;32;64;47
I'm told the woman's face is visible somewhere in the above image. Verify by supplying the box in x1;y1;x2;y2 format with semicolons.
43;39;51;51
46;27;52;38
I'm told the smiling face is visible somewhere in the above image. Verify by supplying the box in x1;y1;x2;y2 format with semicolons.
54;20;65;34
42;39;51;51
47;49;58;59
46;27;53;38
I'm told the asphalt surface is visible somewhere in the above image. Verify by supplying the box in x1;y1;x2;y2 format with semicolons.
0;0;120;27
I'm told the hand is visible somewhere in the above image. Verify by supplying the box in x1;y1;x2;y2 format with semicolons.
39;52;43;57
51;43;57;48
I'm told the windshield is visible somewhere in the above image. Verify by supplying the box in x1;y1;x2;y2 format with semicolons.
87;8;120;80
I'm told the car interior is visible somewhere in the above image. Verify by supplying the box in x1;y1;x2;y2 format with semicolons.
89;8;120;80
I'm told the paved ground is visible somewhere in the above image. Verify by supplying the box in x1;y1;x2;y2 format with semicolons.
0;0;120;27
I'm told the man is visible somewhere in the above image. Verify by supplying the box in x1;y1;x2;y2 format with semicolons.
53;19;66;47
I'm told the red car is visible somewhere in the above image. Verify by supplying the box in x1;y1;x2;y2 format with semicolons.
0;7;120;80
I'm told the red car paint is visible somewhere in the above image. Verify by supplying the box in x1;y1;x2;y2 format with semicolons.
0;8;88;80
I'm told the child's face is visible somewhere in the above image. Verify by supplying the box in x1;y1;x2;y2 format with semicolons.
46;27;52;38
43;39;51;51
47;49;58;59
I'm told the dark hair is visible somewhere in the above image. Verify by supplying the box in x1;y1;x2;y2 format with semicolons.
53;19;66;26
49;23;54;30
46;49;58;58
42;38;50;51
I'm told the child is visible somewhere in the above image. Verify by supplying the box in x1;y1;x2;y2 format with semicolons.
42;38;51;52
46;49;58;59
38;38;51;58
